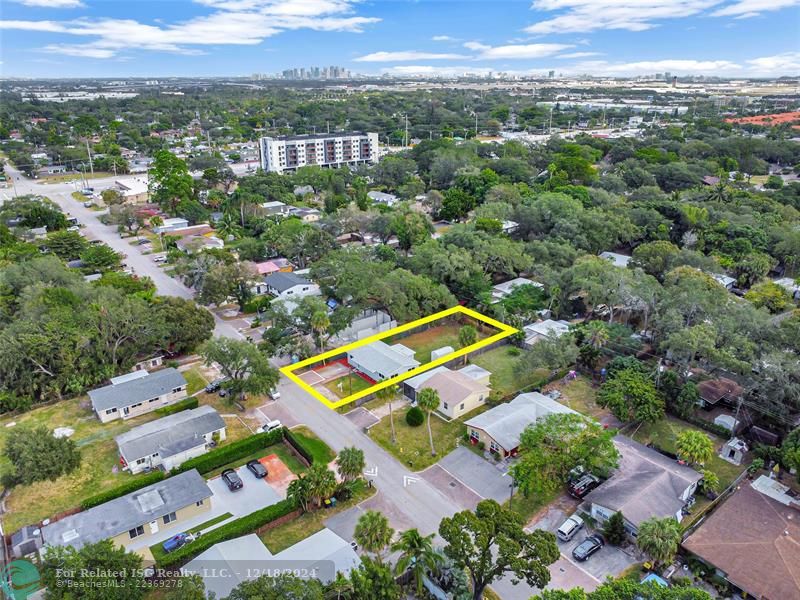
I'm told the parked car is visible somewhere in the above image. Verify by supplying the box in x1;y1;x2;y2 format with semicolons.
205;378;228;393
221;468;243;491
218;388;229;398
246;459;268;479
556;515;585;542
268;388;281;400
572;534;604;561
568;474;601;499
260;419;282;433
162;532;194;553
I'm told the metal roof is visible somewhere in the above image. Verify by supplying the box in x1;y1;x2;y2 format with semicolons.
41;470;211;550
115;406;225;461
264;271;312;292
88;368;187;413
348;341;420;378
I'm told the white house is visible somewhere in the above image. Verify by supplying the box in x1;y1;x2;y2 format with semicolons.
368;191;399;207
599;251;632;268
347;340;419;381
523;319;571;348
491;277;543;303
774;277;800;300
261;200;291;217
263;272;320;300
711;273;736;290
89;369;188;423
153;217;189;234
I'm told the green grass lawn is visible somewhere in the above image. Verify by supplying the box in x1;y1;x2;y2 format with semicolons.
41;171;113;183
259;479;375;553
369;405;488;471
471;346;548;397
387;322;491;363
204;443;308;480
290;426;336;464
551;377;607;420
183;368;208;395
507;488;560;523
323;374;373;399
631;416;746;489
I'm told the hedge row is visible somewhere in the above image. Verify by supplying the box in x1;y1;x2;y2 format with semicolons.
80;471;166;510
284;428;324;464
158;498;297;568
154;397;199;417
676;412;733;439
175;427;285;475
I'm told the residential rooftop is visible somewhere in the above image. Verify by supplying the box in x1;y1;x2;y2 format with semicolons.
264;271;313;292
88;368;187;413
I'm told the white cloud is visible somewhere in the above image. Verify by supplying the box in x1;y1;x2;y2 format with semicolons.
355;50;469;62
745;51;800;74
432;35;457;41
556;51;602;59
0;0;379;58
381;65;496;76
12;0;84;7
463;41;490;51
711;0;800;17
525;0;721;34
562;54;799;77
475;43;573;59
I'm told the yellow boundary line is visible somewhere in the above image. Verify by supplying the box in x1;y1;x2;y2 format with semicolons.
280;305;518;410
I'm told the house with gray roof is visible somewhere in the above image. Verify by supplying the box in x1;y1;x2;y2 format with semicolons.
347;340;420;382
116;406;226;474
263;272;320;301
584;436;702;536
41;469;212;551
464;392;578;456
89;368;188;423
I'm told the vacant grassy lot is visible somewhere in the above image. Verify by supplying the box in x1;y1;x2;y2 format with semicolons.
290;425;336;464
471;346;548;397
631;416;746;489
507;488;560;523
259;479;375;553
323;374;373;399
369;405;488;471
41;171;113;183
548;376;607;419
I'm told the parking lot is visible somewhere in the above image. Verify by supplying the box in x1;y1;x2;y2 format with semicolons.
422;446;512;505
207;464;283;512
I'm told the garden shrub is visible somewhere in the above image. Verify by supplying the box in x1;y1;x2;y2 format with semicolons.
406;406;424;427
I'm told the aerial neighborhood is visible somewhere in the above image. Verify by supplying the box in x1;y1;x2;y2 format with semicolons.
1;28;800;600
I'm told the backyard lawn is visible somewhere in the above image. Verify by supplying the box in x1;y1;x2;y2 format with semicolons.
323;374;373;399
369;405;488;471
182;367;208;395
547;376;607;420
387;322;489;363
630;416;746;489
470;346;549;397
259;479;375;553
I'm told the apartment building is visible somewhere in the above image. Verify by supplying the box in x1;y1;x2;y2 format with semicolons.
259;132;379;173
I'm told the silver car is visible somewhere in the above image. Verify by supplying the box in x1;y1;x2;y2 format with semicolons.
556;514;585;542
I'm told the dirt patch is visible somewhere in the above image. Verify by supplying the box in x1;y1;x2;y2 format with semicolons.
260;454;296;496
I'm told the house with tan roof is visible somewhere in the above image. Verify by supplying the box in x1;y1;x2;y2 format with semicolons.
584;436;702;536
410;367;491;419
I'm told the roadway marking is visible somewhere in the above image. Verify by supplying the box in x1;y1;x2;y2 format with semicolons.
403;475;419;487
363;466;378;478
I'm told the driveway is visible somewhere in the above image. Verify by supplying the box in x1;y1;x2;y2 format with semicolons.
344;407;380;429
207;464;283;514
420;465;482;510
435;446;513;503
254;400;302;428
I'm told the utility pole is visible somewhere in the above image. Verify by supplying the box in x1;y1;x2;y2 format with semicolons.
404;114;409;147
85;139;94;176
326;120;330;134
474;112;478;137
548;107;553;134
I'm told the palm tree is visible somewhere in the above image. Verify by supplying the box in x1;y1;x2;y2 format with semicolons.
417;388;440;457
336;447;365;482
391;528;442;596
310;310;330;351
306;463;336;508
375;384;399;444
216;213;243;240
458;325;478;365
586;321;610;350
287;476;311;513
675;430;714;466
637;517;682;565
149;215;164;251
354;510;395;563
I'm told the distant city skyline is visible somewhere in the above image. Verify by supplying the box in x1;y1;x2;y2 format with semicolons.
1;0;799;78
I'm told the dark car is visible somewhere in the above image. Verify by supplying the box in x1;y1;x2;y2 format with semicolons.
572;535;604;561
221;468;243;491
162;533;190;553
568;474;601;499
204;378;228;393
246;459;268;479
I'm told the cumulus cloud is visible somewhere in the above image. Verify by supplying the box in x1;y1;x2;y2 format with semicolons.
475;43;574;59
525;0;721;34
711;0;800;17
566;58;741;76
354;51;469;62
380;65;496;76
12;0;85;7
432;35;457;41
0;0;379;58
556;51;602;59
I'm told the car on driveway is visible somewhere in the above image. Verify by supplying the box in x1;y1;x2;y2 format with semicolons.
572;534;604;561
568;474;600;499
205;377;229;393
556;514;585;542
260;419;282;433
221;468;243;491
246;459;268;479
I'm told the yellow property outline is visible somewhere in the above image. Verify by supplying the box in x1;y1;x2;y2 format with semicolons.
280;305;518;410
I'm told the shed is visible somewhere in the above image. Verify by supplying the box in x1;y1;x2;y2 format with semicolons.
719;437;748;466
430;346;454;361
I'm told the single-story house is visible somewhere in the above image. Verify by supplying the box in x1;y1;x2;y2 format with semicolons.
774;277;800;300
134;355;164;372
682;476;800;600
403;364;490;399
153;217;189;233
253;258;293;276
348;340;420;382
523;319;570;348
263;272;320;300
599;251;632;268
175;235;224;254
584;436;702;536
501;220;519;235
491;277;543;303
402;366;491;419
261;200;291;217
89;368;188;423
41;469;212;551
464;392;578;456
697;377;743;409
288;206;321;222
115;178;150;203
115;406;226;474
183;529;359;599
711;273;736;290
368;191;399;206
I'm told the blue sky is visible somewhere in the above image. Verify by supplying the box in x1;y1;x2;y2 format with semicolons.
1;0;799;78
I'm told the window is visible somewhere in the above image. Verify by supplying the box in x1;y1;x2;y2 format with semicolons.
129;525;144;539
149;397;158;403
171;387;183;394
443;402;448;410
105;408;117;415
489;440;501;454
130;402;142;409
135;458;146;465
470;429;479;442
196;500;204;507
460;403;465;410
163;512;177;525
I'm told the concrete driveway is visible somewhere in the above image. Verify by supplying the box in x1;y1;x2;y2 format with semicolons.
207;464;283;513
255;400;302;428
344;406;380;430
435;446;513;503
